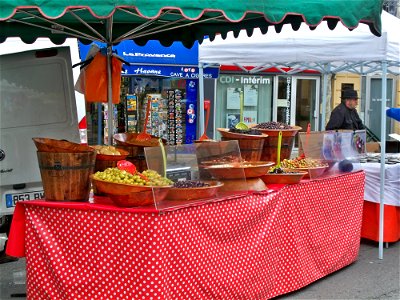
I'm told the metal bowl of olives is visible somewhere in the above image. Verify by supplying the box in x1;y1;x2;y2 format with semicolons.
217;128;268;139
91;177;172;207
166;181;224;201
91;168;173;207
202;161;275;179
91;145;129;161
260;169;308;184
280;158;328;178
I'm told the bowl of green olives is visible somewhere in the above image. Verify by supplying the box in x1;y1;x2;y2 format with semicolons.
91;168;173;207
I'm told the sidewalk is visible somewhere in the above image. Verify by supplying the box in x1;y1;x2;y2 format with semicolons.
0;239;399;299
279;239;400;299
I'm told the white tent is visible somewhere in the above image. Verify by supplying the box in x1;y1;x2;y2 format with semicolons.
198;11;400;259
199;11;399;71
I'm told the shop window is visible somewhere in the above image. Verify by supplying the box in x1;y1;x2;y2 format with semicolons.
216;74;273;130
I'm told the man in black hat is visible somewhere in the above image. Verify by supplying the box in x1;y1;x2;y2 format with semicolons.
326;89;365;130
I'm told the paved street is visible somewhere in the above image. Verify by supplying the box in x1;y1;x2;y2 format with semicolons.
0;239;398;299
278;239;400;299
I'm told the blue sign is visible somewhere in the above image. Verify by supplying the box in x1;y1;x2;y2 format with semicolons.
78;40;219;78
123;65;219;79
185;80;198;143
79;40;198;65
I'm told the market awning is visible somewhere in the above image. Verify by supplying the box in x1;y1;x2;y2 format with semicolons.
0;0;385;146
0;0;384;48
78;40;219;78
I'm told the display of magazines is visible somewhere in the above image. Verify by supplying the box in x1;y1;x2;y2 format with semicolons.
167;89;185;145
125;94;138;132
140;94;168;140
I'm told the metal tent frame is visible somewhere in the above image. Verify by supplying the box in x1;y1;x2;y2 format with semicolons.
198;11;400;258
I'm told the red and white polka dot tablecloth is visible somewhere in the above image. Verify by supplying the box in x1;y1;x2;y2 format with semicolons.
7;171;365;299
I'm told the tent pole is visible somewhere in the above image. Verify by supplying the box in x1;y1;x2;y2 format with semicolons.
320;63;330;131
106;45;113;145
378;60;387;260
97;103;103;145
106;17;113;145
198;62;205;136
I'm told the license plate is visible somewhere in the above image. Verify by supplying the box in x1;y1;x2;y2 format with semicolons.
5;191;45;208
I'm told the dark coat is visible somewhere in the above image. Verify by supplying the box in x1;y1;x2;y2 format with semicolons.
326;102;365;130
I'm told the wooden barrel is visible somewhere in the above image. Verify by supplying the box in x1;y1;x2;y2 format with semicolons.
261;135;295;162
37;151;96;201
257;127;301;162
221;137;264;161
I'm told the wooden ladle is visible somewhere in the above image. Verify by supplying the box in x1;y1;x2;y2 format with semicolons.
136;98;152;142
235;90;248;130
276;131;283;169
199;100;211;141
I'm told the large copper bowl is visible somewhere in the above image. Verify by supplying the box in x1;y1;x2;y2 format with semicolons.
251;125;302;137
113;133;166;172
202;161;274;179
166;181;224;201
216;128;268;161
91;147;130;173
113;132;165;147
33;137;94;153
260;171;308;184
217;128;268;139
248;125;302;162
91;176;172;207
91;147;129;161
290;166;328;179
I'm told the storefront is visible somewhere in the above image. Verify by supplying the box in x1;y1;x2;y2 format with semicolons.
210;68;321;142
215;73;273;130
78;41;218;145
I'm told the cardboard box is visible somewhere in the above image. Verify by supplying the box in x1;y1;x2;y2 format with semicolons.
366;142;381;153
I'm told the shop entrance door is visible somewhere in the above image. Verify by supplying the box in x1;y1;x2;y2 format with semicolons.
273;76;320;130
292;76;320;132
365;77;395;140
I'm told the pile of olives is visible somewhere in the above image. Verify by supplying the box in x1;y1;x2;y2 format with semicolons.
92;145;121;155
281;158;327;169
268;166;302;174
228;128;262;135
268;166;285;174
93;168;173;186
254;122;293;130
173;180;210;188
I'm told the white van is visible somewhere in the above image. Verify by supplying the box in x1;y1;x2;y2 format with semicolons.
0;38;86;247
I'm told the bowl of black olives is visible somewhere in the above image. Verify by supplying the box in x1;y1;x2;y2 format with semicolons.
166;180;224;201
260;166;308;185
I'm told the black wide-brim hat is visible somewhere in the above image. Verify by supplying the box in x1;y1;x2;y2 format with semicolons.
341;89;359;99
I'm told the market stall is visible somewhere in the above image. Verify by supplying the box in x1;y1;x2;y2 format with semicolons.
0;1;383;296
6;171;365;299
198;10;400;257
361;156;400;242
